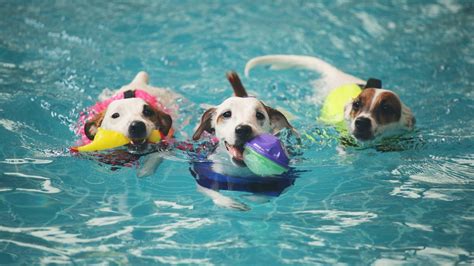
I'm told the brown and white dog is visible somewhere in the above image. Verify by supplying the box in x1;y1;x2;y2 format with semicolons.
245;55;415;142
193;71;294;172
81;71;181;176
191;72;295;210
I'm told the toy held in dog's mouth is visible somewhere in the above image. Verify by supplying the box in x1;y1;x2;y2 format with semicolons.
319;78;382;125
319;83;362;125
242;134;290;176
71;128;163;152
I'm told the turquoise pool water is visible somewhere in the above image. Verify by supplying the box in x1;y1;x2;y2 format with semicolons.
1;0;473;264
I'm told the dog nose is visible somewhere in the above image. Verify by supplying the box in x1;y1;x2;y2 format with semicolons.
355;117;371;131
129;121;147;139
235;124;252;140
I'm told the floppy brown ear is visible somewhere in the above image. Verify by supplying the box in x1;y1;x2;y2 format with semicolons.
84;112;105;140
145;105;173;136
226;71;248;97
264;105;293;134
155;109;173;136
192;107;216;140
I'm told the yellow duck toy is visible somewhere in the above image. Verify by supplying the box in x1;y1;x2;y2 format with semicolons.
72;128;162;152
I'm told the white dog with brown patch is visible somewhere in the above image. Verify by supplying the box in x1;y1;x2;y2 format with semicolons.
81;71;182;176
192;72;295;210
245;55;415;142
193;72;294;169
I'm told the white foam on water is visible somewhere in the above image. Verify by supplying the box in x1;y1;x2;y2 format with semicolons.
3;172;60;194
0;225;133;245
0;158;53;165
128;251;213;266
0;239;68;258
404;222;434;232
86;215;132;227
288;209;378;234
154;200;194;210
0;119;20;132
280;224;326;247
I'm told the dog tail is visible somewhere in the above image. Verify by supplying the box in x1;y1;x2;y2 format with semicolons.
132;71;149;84
244;55;364;86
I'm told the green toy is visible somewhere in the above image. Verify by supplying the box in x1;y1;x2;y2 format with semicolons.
243;133;290;176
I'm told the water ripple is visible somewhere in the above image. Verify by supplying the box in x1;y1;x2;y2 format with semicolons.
85;215;132;227
0;158;53;165
2;172;60;194
284;209;378;234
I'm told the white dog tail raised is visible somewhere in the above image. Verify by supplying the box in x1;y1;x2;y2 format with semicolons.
244;55;364;90
131;71;149;84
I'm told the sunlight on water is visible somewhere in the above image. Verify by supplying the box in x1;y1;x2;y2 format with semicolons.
0;0;473;264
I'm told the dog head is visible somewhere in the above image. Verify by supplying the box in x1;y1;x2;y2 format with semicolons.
84;74;172;152
344;78;415;141
193;72;293;165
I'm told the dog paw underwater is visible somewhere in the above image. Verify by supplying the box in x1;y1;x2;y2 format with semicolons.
70;71;179;176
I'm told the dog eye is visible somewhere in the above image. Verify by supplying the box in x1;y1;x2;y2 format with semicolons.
381;103;393;112
222;111;232;118
111;113;120;119
143;105;155;117
352;100;362;110
256;111;265;120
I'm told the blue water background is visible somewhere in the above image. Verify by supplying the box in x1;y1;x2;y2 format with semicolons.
0;0;473;264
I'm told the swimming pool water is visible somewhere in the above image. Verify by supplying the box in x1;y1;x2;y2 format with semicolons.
0;0;473;264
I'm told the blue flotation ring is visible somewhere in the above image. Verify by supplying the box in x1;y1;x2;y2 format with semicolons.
190;162;297;197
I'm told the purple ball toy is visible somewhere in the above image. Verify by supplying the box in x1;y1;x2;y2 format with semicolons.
243;133;290;176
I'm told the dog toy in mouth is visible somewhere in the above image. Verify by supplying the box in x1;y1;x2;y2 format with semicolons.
319;78;382;126
243;133;290;176
319;83;362;125
71;128;162;152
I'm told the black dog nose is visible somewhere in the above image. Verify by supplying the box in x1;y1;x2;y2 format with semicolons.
235;124;252;140
128;121;147;139
355;117;371;131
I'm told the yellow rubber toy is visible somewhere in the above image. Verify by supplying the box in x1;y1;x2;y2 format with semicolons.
147;129;162;143
73;128;162;152
319;83;362;125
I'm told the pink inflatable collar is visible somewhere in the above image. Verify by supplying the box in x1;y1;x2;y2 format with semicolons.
77;89;168;145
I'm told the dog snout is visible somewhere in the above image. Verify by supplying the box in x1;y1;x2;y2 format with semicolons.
354;117;374;141
129;121;147;139
235;124;253;142
355;117;371;131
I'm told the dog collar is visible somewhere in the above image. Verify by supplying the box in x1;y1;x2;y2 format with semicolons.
77;89;171;145
86;89;165;115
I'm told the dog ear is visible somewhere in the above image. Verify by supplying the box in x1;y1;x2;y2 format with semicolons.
264;105;293;134
226;71;248;97
84;112;105;140
145;105;173;137
364;78;382;89
192;107;216;140
155;109;173;136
